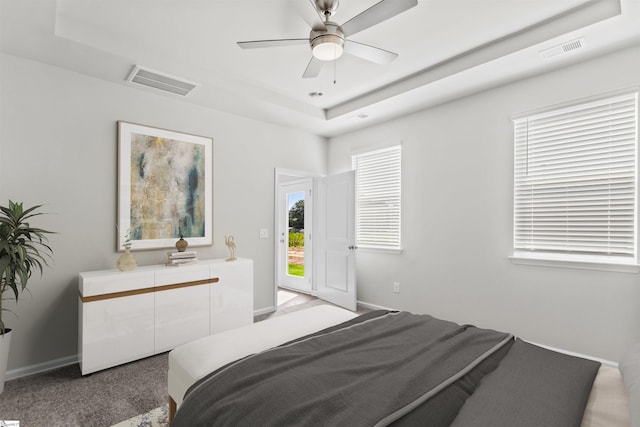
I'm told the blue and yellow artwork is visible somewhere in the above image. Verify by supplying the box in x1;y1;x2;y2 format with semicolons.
129;133;206;240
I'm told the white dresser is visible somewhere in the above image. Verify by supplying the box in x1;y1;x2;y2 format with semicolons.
78;258;253;375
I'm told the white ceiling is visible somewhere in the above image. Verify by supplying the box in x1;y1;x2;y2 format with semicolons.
1;0;639;137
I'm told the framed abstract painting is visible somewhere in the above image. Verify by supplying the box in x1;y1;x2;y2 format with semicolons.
117;121;213;251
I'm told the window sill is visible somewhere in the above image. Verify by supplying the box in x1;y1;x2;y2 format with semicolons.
357;246;403;255
509;253;640;273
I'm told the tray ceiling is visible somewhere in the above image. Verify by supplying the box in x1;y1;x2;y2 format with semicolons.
1;0;639;136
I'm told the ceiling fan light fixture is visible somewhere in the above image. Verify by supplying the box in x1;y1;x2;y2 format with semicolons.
237;0;414;77
312;36;344;61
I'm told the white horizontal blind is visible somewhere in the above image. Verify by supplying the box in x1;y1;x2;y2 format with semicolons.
352;145;402;250
514;92;638;261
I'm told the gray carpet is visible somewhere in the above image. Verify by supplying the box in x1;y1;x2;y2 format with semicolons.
0;352;168;427
0;292;358;426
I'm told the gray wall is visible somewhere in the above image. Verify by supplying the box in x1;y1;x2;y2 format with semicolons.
0;53;327;372
328;44;640;362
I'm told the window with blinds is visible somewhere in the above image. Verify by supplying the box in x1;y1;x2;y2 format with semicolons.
352;145;402;251
513;91;638;263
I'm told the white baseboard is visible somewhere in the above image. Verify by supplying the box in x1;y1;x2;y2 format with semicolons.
254;306;276;317
357;300;395;311
256;300;388;316
526;340;618;368
6;354;78;381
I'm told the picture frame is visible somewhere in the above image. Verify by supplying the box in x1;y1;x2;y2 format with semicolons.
117;121;213;251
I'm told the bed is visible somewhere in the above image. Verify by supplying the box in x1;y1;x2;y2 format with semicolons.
167;305;633;426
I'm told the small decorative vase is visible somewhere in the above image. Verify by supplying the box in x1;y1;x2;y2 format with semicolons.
175;235;188;252
116;248;137;272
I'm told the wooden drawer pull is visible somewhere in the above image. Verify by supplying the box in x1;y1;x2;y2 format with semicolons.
80;277;220;302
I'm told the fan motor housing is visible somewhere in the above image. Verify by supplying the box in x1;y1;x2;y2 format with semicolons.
310;23;345;61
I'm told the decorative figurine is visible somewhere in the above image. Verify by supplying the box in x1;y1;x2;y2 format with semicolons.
224;235;237;261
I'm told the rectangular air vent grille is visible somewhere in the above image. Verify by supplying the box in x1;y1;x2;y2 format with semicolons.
126;66;199;96
540;38;585;60
349;113;369;120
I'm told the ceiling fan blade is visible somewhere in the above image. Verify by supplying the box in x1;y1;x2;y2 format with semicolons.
340;0;418;37
290;0;327;31
237;38;309;49
344;40;398;64
302;56;324;78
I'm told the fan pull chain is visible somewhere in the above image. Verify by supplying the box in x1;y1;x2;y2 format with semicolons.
333;57;337;84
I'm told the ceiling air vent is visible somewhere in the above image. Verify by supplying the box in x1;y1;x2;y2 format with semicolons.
539;38;585;60
348;113;369;120
126;65;199;96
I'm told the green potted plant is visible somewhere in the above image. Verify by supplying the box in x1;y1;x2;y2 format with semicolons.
0;200;54;392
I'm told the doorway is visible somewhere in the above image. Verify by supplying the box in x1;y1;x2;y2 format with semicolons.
273;169;357;312
277;177;313;294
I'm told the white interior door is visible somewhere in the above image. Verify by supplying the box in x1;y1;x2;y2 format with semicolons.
315;171;357;311
277;178;312;293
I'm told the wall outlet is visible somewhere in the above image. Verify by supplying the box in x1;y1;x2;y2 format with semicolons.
393;282;400;294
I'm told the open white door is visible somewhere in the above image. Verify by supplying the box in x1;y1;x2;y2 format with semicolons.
315;171;357;311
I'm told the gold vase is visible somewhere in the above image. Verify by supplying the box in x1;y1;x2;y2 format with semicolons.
116;248;137;271
175;236;188;252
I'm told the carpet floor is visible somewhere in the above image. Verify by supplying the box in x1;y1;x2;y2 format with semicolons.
0;352;168;427
0;290;357;426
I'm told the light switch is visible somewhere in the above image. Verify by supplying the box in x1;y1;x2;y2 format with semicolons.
259;228;269;239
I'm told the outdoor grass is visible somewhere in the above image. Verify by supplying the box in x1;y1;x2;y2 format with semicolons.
288;264;304;277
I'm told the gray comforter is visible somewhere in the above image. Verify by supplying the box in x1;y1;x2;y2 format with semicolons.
171;311;600;427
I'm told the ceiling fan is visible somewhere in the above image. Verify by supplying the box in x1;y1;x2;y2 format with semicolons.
237;0;418;78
